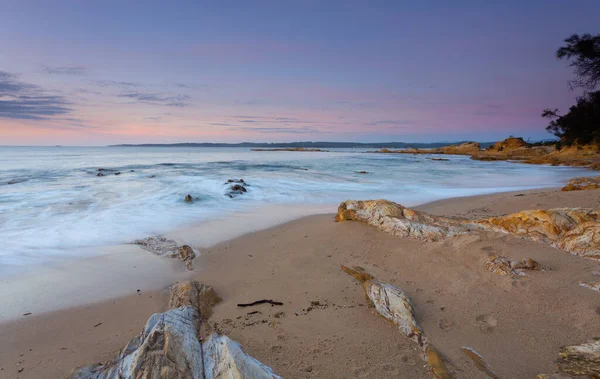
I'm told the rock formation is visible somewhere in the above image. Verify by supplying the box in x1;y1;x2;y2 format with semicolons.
342;265;452;379
67;280;281;379
134;236;198;270
485;256;541;276
371;142;480;156
225;179;249;198
337;200;600;260
562;176;600;191
555;339;600;377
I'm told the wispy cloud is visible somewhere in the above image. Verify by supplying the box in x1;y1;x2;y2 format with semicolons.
367;120;416;126
93;80;139;88
0;70;73;120
229;126;331;134
41;65;87;75
118;92;191;107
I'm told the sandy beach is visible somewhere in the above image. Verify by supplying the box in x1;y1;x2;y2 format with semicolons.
1;187;600;378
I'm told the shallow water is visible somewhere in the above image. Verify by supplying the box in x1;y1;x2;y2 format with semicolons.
0;146;593;269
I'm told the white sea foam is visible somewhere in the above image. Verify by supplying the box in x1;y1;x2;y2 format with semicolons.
0;146;594;270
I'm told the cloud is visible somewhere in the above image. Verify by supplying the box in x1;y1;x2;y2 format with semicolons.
42;66;87;75
230;126;331;134
118;92;191;107
367;120;416;126
93;80;139;88
0;70;72;120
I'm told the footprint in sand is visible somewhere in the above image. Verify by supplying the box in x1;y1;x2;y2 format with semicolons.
438;318;454;331
475;314;497;333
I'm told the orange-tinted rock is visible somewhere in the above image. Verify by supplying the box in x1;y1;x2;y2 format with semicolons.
561;176;600;191
556;339;600;377
337;200;600;260
178;245;196;270
487;137;531;151
169;280;222;319
185;194;193;202
485;255;541;276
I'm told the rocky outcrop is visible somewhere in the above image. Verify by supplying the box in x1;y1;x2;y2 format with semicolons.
67;281;281;379
337;200;600;260
251;147;327;152
485;256;541;276
461;347;500;379
225;179;249;198
555;339;600;377
134;236;197;270
203;334;282;379
562;176;600;191
342;265;452;378
487;137;531;151
169;280;222;319
371;142;481;156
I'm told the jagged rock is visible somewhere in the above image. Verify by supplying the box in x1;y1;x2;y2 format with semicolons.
555;339;600;377
461;347;500;379
341;265;452;378
67;306;204;379
225;180;249;198
134;236;197;270
579;280;600;293
185;194;194;203
487;137;531;151
485;255;540;276
336;200;483;241
227;179;246;184
481;208;600;260
562;176;600;191
169;280;222;319
337;200;600;260
203;334;282;379
178;245;196;270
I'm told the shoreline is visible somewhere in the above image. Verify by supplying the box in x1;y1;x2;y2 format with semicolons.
2;187;600;377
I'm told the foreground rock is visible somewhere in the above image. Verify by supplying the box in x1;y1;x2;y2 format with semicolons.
342;265;452;378
225;179;249;198
67;280;281;379
562;176;600;191
485;255;541;276
555;339;600;377
337;200;600;260
134;236;197;270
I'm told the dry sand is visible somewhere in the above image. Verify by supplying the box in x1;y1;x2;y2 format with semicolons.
1;188;600;378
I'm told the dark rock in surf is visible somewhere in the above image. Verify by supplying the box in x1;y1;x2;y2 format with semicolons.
185;194;193;203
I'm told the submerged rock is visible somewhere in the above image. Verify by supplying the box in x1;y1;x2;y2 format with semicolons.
357;170;368;174
485;255;541;276
337;200;600;260
555;339;600;377
185;194;194;203
562;176;600;191
225;179;249;198
341;265;452;378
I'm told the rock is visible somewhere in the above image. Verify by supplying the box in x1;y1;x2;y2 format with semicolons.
371;142;480;156
96;172;104;177
336;200;483;241
487;137;531;151
357;170;368;174
562;176;600;191
203;334;283;379
185;194;194;203
555;339;600;377
227;179;246;184
67;306;204;379
178;245;196;270
429;158;450;161
114;172;121;176
134;236;197;270
336;200;600;260
579;280;600;293
169;280;222;319
485;255;540;276
225;180;249;198
341;265;451;379
461;347;500;379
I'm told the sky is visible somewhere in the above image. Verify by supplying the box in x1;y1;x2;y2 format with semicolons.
1;1;599;146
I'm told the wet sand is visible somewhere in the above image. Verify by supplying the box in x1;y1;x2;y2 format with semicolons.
1;187;600;378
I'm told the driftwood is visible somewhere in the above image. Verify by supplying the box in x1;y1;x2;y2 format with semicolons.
237;299;283;307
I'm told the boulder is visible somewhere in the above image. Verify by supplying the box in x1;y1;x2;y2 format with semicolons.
555;339;600;377
485;256;540;276
185;194;194;203
562;176;600;191
341;265;451;379
337;200;600;260
96;172;104;177
225;180;249;198
169;280;221;319
67;307;204;379
203;334;282;379
134;236;198;270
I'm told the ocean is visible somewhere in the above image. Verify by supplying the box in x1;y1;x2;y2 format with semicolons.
0;146;593;270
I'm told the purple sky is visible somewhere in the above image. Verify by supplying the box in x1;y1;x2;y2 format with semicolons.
1;0;598;145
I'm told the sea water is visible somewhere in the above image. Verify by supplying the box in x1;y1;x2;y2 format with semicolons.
0;146;593;269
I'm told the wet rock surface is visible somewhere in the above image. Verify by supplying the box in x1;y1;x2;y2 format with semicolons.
225;179;249;198
555;339;600;377
134;236;197;270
